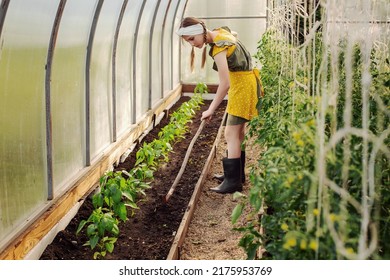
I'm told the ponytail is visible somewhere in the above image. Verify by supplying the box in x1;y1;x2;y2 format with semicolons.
190;46;195;72
201;46;206;68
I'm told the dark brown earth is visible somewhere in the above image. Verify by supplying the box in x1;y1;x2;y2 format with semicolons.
40;96;227;260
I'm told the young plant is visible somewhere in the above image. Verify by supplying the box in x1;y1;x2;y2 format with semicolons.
76;207;119;259
194;82;209;94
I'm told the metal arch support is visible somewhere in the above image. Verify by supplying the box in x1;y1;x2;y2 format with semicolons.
160;0;173;99
85;0;104;166
170;0;184;88
45;0;67;200
175;0;190;85
131;0;147;124
112;0;129;142
148;0;161;110
0;0;10;40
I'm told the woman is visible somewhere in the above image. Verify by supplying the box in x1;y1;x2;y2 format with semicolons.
176;17;262;194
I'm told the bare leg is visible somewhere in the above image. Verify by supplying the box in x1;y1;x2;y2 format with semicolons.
210;123;245;193
224;123;245;159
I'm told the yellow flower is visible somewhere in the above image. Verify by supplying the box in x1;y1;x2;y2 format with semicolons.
283;237;297;250
292;131;301;140
329;213;339;222
286;237;297;247
297;140;304;147
309;239;318;251
313;208;319;216
346;247;354;254
300;239;307;250
306;119;315;126
281;223;289;231
287;175;294;184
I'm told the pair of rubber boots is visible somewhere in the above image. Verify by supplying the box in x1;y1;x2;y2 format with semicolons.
210;151;245;194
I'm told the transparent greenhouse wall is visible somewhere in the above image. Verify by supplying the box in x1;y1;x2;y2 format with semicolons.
89;1;123;159
0;0;183;253
51;0;96;191
180;0;267;84
150;1;166;105
0;0;59;247
172;0;186;89
162;0;180;94
115;3;132;138
116;0;144;132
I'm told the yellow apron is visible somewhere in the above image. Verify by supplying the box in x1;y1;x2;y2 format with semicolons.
226;68;262;121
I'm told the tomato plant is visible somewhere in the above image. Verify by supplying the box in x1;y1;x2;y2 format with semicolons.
235;25;389;260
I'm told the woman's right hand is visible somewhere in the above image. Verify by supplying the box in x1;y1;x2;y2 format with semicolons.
201;109;213;122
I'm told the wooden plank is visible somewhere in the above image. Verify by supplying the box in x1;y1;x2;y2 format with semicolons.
0;85;182;260
181;83;218;94
166;111;227;260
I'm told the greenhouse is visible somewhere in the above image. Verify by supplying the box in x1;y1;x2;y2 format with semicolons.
0;0;389;261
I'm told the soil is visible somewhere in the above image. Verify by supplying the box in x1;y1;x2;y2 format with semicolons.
40;96;246;260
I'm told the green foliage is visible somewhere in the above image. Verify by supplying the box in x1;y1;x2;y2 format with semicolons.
194;82;209;94
77;83;206;259
76;207;119;259
235;29;390;260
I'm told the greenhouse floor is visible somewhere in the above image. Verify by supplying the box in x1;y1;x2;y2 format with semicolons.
180;136;258;260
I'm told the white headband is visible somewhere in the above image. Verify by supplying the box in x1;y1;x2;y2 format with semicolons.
176;23;204;36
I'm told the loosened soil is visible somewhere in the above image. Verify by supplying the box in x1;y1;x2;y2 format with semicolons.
40;97;228;260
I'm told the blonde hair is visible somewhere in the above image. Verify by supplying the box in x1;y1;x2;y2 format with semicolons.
180;17;207;71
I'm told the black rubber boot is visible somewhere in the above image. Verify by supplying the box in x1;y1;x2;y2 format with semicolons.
214;151;246;183
210;157;242;194
213;149;228;181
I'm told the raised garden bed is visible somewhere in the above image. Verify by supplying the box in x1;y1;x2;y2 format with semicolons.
40;96;227;260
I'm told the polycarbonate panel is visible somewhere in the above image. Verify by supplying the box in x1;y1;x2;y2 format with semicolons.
90;0;124;160
185;0;266;17
342;0;389;21
373;0;390;22
153;0;172;99
135;0;158;120
0;0;60;244
117;1;146;130
115;2;133;136
51;0;97;192
328;0;390;46
172;0;186;87
150;0;170;106
162;0;180;94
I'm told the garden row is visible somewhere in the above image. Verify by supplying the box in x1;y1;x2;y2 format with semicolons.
43;84;208;259
41;84;228;259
